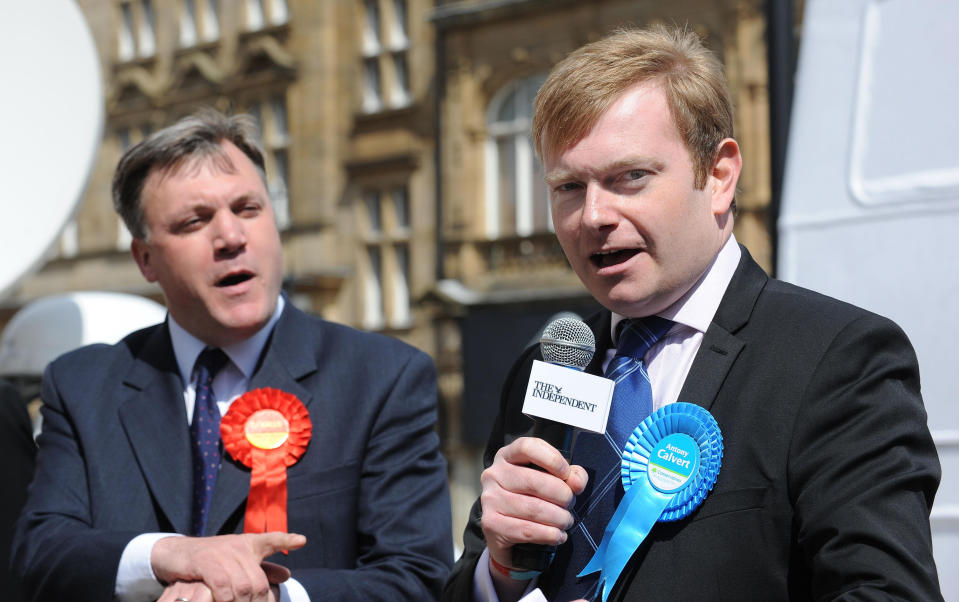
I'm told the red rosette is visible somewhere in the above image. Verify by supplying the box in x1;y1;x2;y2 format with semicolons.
221;387;311;539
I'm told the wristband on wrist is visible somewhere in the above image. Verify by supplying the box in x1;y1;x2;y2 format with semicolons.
489;554;541;581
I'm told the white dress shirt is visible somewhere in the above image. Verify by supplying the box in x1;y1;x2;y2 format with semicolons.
473;236;742;601
114;296;311;602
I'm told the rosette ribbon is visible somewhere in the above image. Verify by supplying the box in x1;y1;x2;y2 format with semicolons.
221;388;312;541
578;402;722;601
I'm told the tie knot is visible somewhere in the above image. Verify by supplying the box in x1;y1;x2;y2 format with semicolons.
194;347;229;380
616;316;673;360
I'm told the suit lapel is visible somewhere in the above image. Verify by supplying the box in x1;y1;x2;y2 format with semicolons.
677;327;742;411
206;304;318;534
679;246;767;410
118;324;195;534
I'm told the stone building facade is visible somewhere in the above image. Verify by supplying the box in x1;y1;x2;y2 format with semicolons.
4;0;787;544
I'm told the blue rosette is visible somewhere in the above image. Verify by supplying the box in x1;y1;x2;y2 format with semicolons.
621;402;723;521
579;402;723;602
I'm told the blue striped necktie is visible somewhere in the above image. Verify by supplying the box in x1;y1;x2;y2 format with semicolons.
190;347;229;536
544;316;674;601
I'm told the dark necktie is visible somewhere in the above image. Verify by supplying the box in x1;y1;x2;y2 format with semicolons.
544;316;674;601
190;347;229;536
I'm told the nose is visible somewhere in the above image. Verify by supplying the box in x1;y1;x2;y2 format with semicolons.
581;183;618;230
212;210;246;256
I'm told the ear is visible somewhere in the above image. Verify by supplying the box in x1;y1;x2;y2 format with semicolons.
131;238;158;283
708;138;742;215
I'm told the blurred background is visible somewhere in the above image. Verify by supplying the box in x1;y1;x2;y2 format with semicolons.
2;0;957;596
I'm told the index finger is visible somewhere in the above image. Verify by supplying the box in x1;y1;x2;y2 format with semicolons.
498;437;571;479
246;532;307;559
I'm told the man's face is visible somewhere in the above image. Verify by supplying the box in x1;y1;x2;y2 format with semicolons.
132;141;284;346
546;82;738;318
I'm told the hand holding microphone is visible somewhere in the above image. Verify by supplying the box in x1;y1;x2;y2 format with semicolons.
480;437;588;584
480;318;614;589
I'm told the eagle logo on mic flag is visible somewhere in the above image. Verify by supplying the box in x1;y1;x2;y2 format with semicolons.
221;388;312;545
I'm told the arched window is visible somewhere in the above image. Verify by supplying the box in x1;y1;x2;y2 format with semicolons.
485;74;551;238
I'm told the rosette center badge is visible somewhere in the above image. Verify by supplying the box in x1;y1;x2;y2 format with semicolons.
647;433;700;493
244;409;290;450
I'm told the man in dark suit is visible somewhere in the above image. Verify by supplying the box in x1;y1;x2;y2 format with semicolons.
0;379;34;602
443;25;941;601
13;110;452;601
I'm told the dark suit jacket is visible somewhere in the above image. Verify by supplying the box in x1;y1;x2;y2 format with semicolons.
0;379;34;602
444;247;941;601
13;303;452;601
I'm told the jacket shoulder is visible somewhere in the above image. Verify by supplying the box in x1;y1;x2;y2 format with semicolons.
757;277;907;337
47;323;164;382
284;307;428;366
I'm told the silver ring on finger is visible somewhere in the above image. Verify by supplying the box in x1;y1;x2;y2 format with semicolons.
174;598;190;602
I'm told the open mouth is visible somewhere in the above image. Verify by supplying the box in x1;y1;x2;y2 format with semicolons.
591;249;639;268
216;272;254;287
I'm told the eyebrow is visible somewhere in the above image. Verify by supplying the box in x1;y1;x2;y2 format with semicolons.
167;191;263;220
544;169;578;187
545;157;666;186
230;192;264;205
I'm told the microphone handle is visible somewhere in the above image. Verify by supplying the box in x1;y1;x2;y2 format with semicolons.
511;418;580;573
529;417;577;462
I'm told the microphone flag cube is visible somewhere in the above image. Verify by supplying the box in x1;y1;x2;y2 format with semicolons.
522;360;614;434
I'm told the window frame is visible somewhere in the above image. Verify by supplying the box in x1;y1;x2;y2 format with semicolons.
358;0;412;114
484;73;551;239
358;184;414;330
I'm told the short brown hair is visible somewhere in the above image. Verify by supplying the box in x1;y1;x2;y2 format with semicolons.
532;25;733;189
112;108;266;240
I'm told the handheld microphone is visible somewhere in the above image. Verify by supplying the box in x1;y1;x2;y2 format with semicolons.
526;317;596;458
512;317;598;573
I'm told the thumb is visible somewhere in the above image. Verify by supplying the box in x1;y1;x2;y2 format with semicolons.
248;531;307;558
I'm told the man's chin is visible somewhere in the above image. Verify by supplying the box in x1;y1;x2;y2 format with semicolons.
205;305;273;342
595;290;662;319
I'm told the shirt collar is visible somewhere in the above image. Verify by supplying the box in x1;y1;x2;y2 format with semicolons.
611;235;741;344
168;295;286;384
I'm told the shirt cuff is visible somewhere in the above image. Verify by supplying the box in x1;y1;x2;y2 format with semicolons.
279;577;310;602
115;532;181;601
472;548;540;602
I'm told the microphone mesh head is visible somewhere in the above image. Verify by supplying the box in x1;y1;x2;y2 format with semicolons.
540;317;595;369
